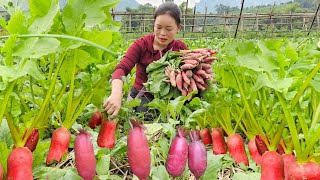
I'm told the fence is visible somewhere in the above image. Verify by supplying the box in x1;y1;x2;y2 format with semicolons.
111;4;320;39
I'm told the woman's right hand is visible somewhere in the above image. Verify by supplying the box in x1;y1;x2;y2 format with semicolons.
103;79;123;119
104;93;122;119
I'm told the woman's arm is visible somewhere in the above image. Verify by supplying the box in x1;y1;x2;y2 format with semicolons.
103;79;123;119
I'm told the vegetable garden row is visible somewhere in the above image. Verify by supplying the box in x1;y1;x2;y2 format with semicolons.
1;0;320;179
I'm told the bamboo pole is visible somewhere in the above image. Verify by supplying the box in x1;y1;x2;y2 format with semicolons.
183;0;188;38
307;3;320;35
202;3;207;38
192;6;196;32
234;0;245;38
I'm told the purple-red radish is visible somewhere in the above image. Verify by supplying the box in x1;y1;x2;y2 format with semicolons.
200;128;212;145
7;147;33;180
166;128;188;177
287;161;320;180
282;154;295;180
97;120;117;148
188;130;207;180
211;127;227;155
261;151;284;180
23;128;39;152
74;130;96;180
248;137;261;165
227;133;249;166
127;120;150;180
46;127;70;165
88;111;103;129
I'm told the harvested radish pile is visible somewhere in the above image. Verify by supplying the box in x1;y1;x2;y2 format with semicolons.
144;48;217;99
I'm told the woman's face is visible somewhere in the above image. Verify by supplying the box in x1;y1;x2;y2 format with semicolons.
153;14;181;48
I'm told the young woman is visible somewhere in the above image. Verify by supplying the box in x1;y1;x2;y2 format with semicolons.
104;2;188;119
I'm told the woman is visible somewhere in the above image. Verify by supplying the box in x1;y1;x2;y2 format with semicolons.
104;2;188;119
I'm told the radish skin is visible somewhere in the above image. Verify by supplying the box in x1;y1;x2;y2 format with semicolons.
46;127;70;165
211;128;227;155
7;147;33;180
255;134;269;155
188;130;207;180
97;120;117;148
75;130;96;180
88;111;103;129
0;163;2;180
227;133;249;166
166;128;188;177
261;151;284;180
200;128;212;145
23;128;39;152
248;137;261;165
287;161;320;180
282;154;295;180
127;120;150;179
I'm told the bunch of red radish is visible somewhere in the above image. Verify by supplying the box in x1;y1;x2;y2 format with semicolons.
165;48;217;97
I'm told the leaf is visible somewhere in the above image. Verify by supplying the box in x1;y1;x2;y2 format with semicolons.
28;0;59;33
62;0;86;35
96;154;110;176
0;141;11;175
151;165;170;180
81;30;113;48
13;37;60;59
145;123;163;135
6;9;28;34
1;34;17;66
201;153;224;180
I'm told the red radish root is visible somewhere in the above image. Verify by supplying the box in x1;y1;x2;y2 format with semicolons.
227;133;249;166
261;151;284;180
211;127;227;155
88;111;103;129
248;137;261;165
7;147;33;180
97;120;117;148
46;127;70;165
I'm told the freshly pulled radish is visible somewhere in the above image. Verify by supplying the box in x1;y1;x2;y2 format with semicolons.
7;147;33;180
227;133;249;166
261;151;284;180
23;128;39;152
188;130;207;180
74;130;96;180
127;120;150;179
166;128;188;177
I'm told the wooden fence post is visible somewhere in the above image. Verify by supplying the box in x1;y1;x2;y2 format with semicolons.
202;3;207;38
192;6;196;32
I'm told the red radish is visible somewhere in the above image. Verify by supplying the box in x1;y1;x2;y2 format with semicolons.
277;141;286;155
261;151;284;180
282;154;295;180
97;120;117;148
75;130;96;180
200;128;212;145
23;128;39;152
227;133;249;166
46;127;70;165
248;137;261;165
188;130;207;180
127;120;150;180
7;147;33;180
255;134;269;155
211;127;227;155
0;162;3;180
88;111;103;129
166;128;188;177
287;161;320;180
